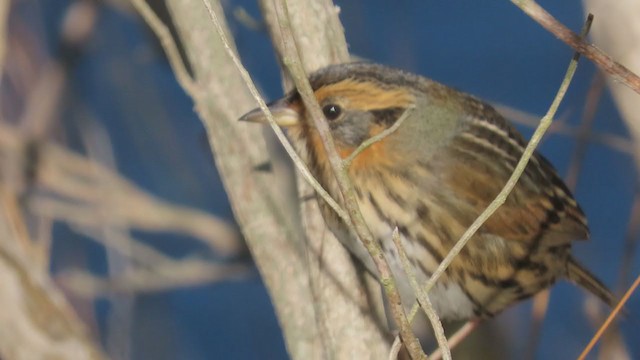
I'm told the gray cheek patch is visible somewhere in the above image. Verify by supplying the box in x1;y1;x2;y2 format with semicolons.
369;107;405;127
332;111;375;147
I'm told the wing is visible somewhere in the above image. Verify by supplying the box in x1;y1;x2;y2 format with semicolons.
437;96;589;248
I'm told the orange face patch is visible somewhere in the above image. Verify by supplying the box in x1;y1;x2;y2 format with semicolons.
314;79;415;111
303;123;394;175
297;79;412;174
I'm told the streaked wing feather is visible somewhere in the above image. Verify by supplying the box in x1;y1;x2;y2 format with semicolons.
442;97;589;247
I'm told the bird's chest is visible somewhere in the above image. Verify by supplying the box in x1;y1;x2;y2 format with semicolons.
316;174;478;321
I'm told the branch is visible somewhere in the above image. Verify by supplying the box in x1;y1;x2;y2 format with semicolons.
60;261;249;296
200;0;348;223
393;16;595;349
391;227;450;360
272;1;425;358
578;273;640;360
494;104;636;156
0;122;242;257
162;0;389;358
511;0;640;95
57;225;249;296
343;107;414;169
0;0;9;76
0;195;106;359
129;0;198;96
421;12;592;301
0;5;105;358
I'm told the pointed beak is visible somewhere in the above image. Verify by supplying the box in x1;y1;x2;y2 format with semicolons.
239;98;301;127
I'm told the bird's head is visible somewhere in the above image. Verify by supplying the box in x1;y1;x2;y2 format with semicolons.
240;63;463;170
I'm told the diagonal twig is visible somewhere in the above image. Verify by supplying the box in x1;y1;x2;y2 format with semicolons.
343;107;414;169
396;15;595;343
578;272;640;360
200;0;348;223
421;12;593;301
273;1;426;358
511;0;640;95
390;227;450;360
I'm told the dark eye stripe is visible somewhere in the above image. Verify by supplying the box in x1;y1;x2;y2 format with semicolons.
370;107;405;127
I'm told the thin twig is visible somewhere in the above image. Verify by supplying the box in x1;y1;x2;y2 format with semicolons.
129;0;198;96
343;107;414;169
0;0;10;76
577;273;640;360
511;1;640;95
617;191;640;289
420;13;593;297
391;227;450;360
388;337;403;360
564;72;604;189
429;321;481;360
525;71;605;359
200;0;349;223
396;15;595;344
274;1;425;358
496;104;636;156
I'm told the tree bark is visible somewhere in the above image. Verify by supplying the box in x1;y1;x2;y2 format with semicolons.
165;0;389;358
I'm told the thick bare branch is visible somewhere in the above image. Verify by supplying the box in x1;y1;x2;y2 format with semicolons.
161;0;390;358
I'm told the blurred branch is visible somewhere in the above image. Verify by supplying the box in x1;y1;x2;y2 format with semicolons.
564;72;604;189
258;0;390;350
0;190;105;359
0;122;242;256
0;0;9;75
582;0;640;168
58;225;249;296
512;1;640;95
129;0;198;96
618;192;640;290
60;259;249;296
495;104;636;156
0;249;106;359
42;144;240;256
0;4;108;358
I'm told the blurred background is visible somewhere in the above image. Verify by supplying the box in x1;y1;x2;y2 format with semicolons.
2;0;638;359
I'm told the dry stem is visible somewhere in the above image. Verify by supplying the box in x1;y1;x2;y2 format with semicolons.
512;1;640;95
273;1;425;358
391;227;450;360
578;273;640;359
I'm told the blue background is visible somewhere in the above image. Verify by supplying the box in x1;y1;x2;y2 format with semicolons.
13;0;639;359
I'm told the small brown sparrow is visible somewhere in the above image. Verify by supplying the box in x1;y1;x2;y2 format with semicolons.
241;62;615;321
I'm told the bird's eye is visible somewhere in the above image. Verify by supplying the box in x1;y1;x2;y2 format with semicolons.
322;104;342;121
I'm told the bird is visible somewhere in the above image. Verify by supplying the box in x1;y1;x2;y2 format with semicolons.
239;62;616;322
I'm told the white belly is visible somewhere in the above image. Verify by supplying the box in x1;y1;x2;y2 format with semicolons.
334;214;477;321
319;180;477;320
385;234;477;321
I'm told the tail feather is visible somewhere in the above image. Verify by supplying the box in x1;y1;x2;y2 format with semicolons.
566;256;617;308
